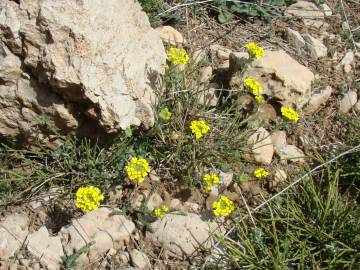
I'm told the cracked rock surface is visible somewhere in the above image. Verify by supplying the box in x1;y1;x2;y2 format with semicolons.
0;0;165;144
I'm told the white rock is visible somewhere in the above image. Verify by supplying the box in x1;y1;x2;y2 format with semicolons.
0;0;166;144
169;199;182;210
197;83;218;107
274;169;287;183
287;28;305;50
344;64;352;74
240;50;314;108
218;60;230;70
306;86;333;113
340;51;354;66
339;91;358;114
320;4;332;16
26;226;64;270
130;249;150;270
219;171;233;188
285;1;324;28
192;49;206;64
354;100;360;112
183;202;201;213
60;208;135;266
146;193;164;211
210;44;232;60
278;145;305;163
200;66;213;83
271;130;287;154
157;26;184;46
303;34;328;59
248;127;274;165
0;213;29;259
146;213;222;257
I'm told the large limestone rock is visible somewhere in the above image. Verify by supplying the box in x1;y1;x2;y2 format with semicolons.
0;0;165;143
0;213;29;259
237;50;314;108
146;213;222;258
26;226;64;270
60;207;135;266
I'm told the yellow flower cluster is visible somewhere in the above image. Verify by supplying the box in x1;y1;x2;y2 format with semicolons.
213;195;234;217
167;48;189;65
243;77;263;95
125;157;151;183
190;120;210;139
75;186;104;213
254;168;269;179
159;107;172;121
255;95;265;104
245;42;265;59
281;107;299;122
203;172;220;192
154;205;169;219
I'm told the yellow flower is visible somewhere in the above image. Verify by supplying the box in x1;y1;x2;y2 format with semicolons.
167;48;189;65
243;77;263;95
125;157;151;183
75;186;104;213
254;168;269;179
245;42;265;59
255;95;265;104
213;196;234;217
154;205;169;219
281;107;299;122
190;120;210;139
203;172;220;192
159;107;172;121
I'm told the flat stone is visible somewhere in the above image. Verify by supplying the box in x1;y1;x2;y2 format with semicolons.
192;49;206;64
271;130;287;154
340;51;354;66
130;249;150;270
0;213;29;260
287;28;305;50
199;66;213;83
146;213;222;258
248;127;274;165
210;44;232;60
339;91;357;114
306;86;333;113
285;1;324;28
278;145;305;163
320;4;332;16
26;226;64;270
60;208;135;266
157;26;184;46
146;193;164;211
219;171;233;188
303;34;328;59
241;50;314;108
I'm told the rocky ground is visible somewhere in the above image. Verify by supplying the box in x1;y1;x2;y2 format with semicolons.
0;0;359;269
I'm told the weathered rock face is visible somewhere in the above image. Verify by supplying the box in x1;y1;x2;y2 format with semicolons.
0;0;165;143
237;50;315;108
146;213;222;258
60;207;135;266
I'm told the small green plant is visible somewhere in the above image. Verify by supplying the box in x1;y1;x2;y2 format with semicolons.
212;0;293;23
139;0;165;26
211;164;360;269
61;241;95;269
